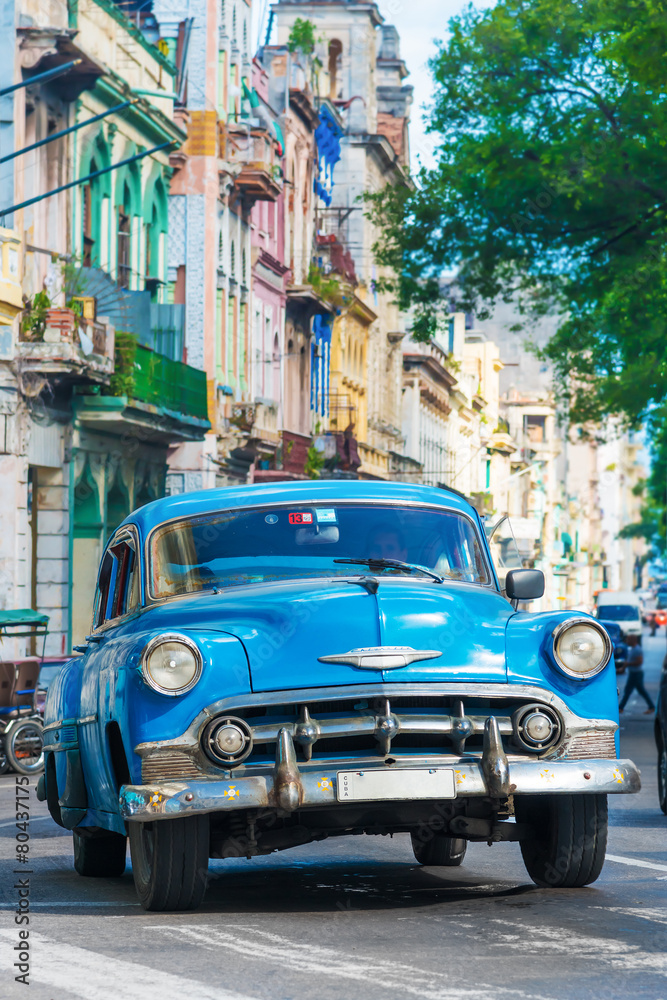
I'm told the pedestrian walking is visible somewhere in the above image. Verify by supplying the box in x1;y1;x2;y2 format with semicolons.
619;635;655;714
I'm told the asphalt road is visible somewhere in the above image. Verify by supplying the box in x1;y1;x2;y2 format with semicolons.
1;635;665;1000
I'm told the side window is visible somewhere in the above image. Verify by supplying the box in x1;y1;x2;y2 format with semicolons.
110;537;140;620
93;551;115;630
92;532;141;630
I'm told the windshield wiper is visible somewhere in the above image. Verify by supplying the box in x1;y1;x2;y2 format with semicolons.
333;557;444;584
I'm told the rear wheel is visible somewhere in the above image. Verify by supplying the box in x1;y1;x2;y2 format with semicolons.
411;832;467;866
73;830;127;877
6;720;44;775
515;793;607;888
128;816;209;911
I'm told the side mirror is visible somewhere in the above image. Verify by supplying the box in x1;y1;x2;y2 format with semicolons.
505;568;545;601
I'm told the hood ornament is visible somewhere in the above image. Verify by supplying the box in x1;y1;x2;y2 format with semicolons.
318;646;442;670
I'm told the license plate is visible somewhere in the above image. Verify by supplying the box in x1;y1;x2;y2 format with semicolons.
336;768;456;802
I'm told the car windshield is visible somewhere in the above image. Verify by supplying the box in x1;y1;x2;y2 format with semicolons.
149;504;492;599
596;605;639;621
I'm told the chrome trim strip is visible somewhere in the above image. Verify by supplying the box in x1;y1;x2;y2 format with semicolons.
318;646;442;669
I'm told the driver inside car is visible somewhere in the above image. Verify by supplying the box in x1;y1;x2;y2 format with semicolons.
366;524;408;562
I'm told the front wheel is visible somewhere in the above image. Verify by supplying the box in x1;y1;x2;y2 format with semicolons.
128;815;209;911
6;719;44;775
515;793;607;888
658;739;667;816
411;832;467;866
73;830;127;877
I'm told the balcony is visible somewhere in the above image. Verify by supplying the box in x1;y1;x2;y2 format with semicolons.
17;307;114;383
133;345;208;421
223;124;282;204
73;346;210;445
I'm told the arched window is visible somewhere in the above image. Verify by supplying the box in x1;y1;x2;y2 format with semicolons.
218;229;224;269
117;180;132;289
82;167;96;267
230;240;236;278
79;132;111;269
241;248;247;286
232;6;237;42
328;40;343;100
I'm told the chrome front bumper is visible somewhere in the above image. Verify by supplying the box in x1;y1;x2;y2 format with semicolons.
119;749;641;823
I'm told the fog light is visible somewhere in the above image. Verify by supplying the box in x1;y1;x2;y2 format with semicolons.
514;704;561;751
203;715;253;766
214;724;246;756
523;712;554;744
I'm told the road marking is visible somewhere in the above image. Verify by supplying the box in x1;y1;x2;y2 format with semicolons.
606;853;667;873
593;906;667;926
487;919;667;975
150;925;553;1000
0;931;257;1000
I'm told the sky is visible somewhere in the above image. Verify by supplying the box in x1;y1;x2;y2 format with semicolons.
376;0;492;171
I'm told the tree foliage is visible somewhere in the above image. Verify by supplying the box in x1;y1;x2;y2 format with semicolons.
366;0;667;427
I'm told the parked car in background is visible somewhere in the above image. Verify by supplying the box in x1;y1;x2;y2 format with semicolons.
597;620;628;674
40;482;641;911
595;591;643;641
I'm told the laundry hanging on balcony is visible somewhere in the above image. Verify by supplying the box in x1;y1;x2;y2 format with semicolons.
310;313;332;417
314;106;342;207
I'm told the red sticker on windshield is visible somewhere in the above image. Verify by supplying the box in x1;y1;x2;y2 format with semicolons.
289;512;313;524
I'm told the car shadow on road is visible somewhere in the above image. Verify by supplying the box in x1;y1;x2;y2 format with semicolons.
6;857;540;915
199;860;540;913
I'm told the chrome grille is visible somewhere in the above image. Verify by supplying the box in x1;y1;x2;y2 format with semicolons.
565;732;616;760
224;695;556;763
142;752;202;783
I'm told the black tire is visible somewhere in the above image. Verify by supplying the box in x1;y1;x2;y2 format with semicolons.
6;720;44;775
658;738;667;816
411;832;467;866
73;830;127;877
515;793;608;888
128;816;209;911
0;744;9;774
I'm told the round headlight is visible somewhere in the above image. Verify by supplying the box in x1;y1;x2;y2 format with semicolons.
141;634;202;695
552;619;611;679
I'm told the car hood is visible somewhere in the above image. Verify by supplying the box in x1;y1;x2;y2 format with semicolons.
156;577;512;692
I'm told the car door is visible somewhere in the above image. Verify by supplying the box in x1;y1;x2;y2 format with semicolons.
78;528;142;818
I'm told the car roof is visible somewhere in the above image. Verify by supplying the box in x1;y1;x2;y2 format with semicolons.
122;480;478;537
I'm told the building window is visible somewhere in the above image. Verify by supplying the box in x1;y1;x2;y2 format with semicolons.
117;186;131;289
524;414;546;444
328;40;343;100
218;229;224;270
83;180;94;267
230;241;236;279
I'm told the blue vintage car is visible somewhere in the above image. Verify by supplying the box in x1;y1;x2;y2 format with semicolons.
40;481;640;910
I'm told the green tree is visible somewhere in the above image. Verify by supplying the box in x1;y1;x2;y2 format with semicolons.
366;0;667;427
